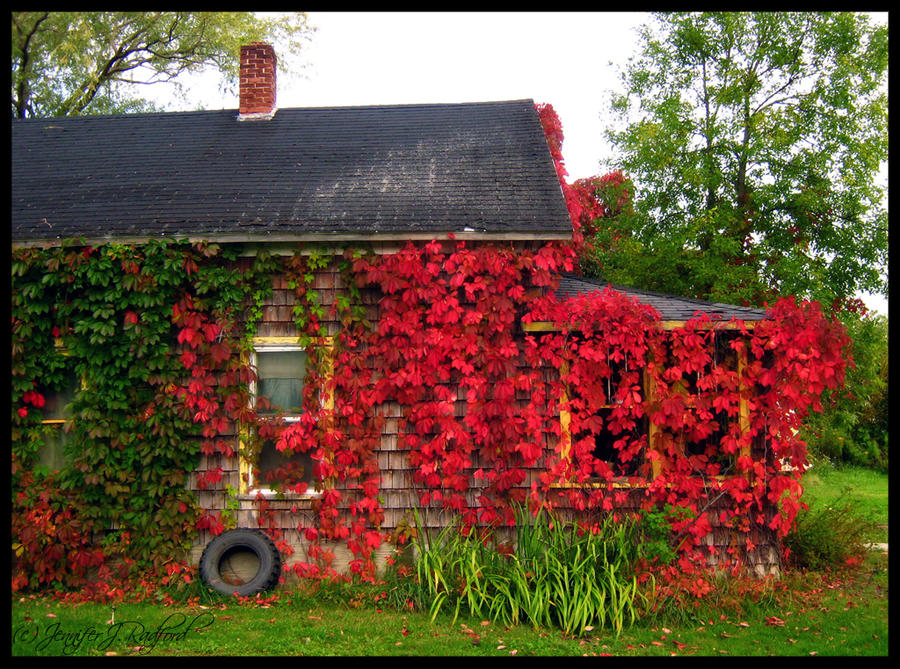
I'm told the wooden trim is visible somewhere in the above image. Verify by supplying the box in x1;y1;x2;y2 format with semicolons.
524;319;758;333
12;231;572;250
549;481;638;489
558;360;571;461
645;366;662;481
737;345;751;478
660;320;757;330
522;321;558;332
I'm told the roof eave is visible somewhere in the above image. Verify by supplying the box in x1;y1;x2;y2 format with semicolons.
11;230;573;249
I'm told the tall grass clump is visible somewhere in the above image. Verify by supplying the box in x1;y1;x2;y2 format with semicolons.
410;506;650;637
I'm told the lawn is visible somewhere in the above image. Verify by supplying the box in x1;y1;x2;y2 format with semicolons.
800;464;888;542
11;467;888;657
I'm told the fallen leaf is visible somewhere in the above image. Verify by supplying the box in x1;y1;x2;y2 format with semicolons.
662;627;672;634
481;621;490;626
510;650;518;655
46;613;57;618
739;621;750;628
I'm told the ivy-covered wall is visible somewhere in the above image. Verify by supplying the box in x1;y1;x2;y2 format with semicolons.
12;237;851;594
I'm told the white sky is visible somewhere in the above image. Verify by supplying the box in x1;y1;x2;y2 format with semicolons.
155;11;887;316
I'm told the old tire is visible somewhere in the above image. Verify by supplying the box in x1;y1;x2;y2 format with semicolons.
199;529;282;597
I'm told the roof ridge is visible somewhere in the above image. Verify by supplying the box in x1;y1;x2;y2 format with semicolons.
12;99;538;123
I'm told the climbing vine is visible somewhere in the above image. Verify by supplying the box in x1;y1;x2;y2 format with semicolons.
11;240;279;592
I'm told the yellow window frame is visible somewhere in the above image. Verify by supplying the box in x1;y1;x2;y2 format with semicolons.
238;335;335;497
36;339;85;470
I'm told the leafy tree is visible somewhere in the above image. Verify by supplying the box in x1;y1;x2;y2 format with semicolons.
11;12;313;118
801;311;888;470
591;12;887;309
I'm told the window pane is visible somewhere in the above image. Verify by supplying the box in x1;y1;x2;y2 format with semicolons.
39;374;79;421
257;440;315;487
37;424;69;472
257;350;306;414
581;409;645;477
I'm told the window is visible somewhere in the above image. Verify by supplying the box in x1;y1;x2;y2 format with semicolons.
240;337;329;496
666;329;748;477
555;326;754;484
566;351;648;480
560;337;649;482
36;355;80;473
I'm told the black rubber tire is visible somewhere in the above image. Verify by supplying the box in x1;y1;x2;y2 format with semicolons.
199;529;282;597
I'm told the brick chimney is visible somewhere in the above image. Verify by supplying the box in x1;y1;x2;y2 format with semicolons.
238;42;277;120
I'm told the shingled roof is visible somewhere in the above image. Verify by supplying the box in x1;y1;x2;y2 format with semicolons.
11;99;571;246
556;274;768;323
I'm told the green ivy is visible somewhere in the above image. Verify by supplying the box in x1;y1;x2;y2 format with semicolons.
11;239;279;589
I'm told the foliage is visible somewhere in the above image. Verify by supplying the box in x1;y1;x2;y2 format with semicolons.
801;312;888;470
783;487;879;571
11;234;852;595
11;11;313;118
11;240;279;591
593;12;888;309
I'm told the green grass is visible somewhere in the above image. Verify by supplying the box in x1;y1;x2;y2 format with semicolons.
800;464;888;542
11;467;888;656
10;553;888;657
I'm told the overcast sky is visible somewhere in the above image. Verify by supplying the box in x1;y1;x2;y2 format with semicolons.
157;11;887;315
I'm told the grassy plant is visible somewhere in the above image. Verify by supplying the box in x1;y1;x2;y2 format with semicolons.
409;506;644;637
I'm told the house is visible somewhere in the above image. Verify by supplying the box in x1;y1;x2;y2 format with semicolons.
14;44;816;594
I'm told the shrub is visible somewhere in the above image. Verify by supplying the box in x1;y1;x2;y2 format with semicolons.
784;487;879;570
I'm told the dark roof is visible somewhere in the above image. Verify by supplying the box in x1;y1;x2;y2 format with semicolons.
556;274;767;322
12;99;572;245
